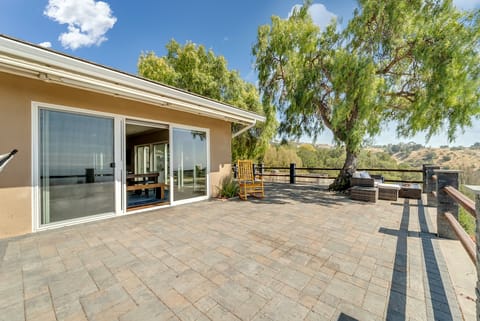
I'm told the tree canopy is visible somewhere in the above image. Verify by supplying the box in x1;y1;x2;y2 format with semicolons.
138;39;276;161
253;0;480;190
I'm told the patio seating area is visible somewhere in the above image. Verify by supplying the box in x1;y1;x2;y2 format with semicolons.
0;183;474;321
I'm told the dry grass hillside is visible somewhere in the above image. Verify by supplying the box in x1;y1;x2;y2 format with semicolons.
392;147;480;171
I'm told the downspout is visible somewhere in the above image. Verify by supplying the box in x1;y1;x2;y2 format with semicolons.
232;120;256;138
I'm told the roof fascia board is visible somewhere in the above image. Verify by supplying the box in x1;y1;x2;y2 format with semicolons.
0;55;255;124
0;36;266;124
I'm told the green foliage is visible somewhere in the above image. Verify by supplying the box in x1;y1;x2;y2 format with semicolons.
471;142;480;149
138;40;277;162
297;144;319;168
263;142;422;182
442;155;452;162
263;143;303;167
216;175;239;198
384;143;424;156
423;151;437;162
253;0;480;190
459;208;475;237
459;185;476;236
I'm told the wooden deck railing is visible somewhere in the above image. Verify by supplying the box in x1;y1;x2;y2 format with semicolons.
233;163;423;185
425;170;478;264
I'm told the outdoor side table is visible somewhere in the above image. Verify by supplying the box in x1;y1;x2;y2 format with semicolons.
377;183;401;201
350;186;378;203
399;183;422;199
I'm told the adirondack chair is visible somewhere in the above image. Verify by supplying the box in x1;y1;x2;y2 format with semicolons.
237;160;264;200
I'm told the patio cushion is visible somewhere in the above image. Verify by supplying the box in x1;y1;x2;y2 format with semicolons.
377;183;401;190
359;171;371;178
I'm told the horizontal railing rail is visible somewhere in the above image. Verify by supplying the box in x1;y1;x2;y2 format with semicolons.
425;169;478;264
444;211;476;263
243;163;423;185
444;186;476;218
262;166;422;173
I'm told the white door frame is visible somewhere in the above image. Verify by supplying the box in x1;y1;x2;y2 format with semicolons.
31;102;122;231
170;124;210;206
31;102;212;231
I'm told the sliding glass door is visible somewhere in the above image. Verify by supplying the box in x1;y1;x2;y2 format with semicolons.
153;143;168;183
172;128;208;202
39;108;116;224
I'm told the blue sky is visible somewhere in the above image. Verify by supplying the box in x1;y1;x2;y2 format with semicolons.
1;0;479;147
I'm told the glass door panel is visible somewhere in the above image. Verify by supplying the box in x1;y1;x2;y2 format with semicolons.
135;145;150;174
39;109;115;224
153;143;168;183
172;128;207;201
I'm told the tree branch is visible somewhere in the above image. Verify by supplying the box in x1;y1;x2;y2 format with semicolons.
377;43;413;75
386;91;416;103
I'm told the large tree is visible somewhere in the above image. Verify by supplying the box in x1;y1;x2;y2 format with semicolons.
138;39;276;161
253;0;480;190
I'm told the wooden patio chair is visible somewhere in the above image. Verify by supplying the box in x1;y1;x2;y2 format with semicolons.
237;160;264;200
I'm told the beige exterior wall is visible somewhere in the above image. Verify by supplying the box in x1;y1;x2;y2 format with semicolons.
0;72;232;238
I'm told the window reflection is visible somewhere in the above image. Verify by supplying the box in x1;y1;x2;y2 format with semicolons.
39;109;115;224
173;128;207;201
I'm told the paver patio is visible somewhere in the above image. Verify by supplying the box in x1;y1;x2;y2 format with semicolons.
0;183;472;321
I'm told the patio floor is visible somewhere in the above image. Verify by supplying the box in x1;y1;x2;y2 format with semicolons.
0;183;474;321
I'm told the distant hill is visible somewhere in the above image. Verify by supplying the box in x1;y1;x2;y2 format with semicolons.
377;142;480;185
392;147;480;170
265;141;480;184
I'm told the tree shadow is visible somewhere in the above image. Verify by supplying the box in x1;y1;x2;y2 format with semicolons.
237;182;353;207
337;313;358;321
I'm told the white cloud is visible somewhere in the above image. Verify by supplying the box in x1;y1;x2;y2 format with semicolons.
38;41;52;48
289;3;337;30
453;0;480;10
44;0;117;50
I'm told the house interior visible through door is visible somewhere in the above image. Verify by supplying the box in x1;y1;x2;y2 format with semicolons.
125;122;169;210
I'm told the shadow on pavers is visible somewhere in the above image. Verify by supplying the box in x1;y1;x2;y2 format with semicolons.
379;199;458;320
236;182;353;207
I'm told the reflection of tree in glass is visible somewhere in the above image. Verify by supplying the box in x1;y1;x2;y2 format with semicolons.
191;131;206;141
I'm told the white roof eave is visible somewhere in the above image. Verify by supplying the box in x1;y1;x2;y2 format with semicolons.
0;35;266;125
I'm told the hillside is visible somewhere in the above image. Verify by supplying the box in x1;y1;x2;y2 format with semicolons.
392;147;480;170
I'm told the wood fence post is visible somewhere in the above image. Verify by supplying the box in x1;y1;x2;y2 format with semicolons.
423;164;440;206
435;170;461;239
290;163;296;184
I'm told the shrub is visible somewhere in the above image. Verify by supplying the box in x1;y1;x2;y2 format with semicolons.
217;175;239;198
442;155;451;162
459;208;475;237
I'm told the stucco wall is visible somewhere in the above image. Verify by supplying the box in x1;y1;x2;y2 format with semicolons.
0;72;232;238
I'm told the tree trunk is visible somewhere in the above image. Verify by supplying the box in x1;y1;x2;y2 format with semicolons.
329;148;358;191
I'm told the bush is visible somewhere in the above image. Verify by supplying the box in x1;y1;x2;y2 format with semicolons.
217;175;239;198
459;208;475;237
441;155;451;162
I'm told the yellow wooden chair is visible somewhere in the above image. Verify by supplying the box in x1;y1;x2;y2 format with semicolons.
237;160;264;200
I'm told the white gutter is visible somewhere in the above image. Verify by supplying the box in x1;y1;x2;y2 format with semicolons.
0;35;266;125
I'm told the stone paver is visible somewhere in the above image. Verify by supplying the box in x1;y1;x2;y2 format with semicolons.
0;183;471;320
